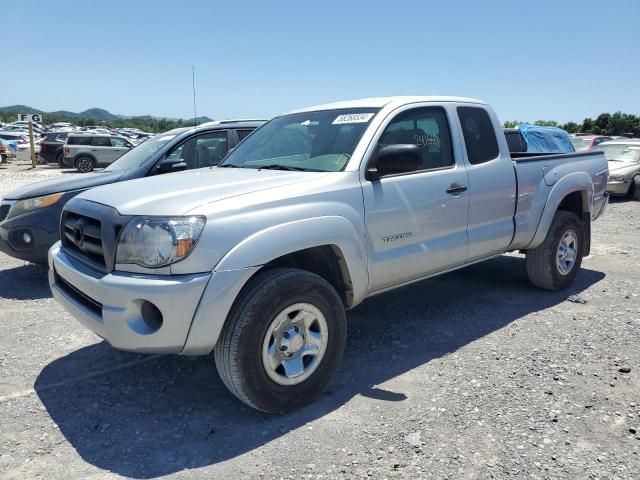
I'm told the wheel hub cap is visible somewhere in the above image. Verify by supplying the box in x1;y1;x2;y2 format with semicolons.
262;303;328;386
556;229;578;275
278;325;304;356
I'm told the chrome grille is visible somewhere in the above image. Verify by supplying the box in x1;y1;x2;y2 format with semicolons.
61;210;106;269
59;199;131;273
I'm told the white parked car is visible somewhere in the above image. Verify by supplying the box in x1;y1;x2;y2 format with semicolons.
16;138;42;162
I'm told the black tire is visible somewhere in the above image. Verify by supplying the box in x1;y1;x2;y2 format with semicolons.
75;156;95;173
214;267;347;413
56;152;64;168
526;211;584;291
629;175;640;201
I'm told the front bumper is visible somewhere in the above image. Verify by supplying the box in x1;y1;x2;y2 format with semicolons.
0;204;62;264
49;243;211;354
606;180;631;196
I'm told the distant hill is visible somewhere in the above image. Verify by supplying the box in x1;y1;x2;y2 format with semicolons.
0;105;45;115
0;105;212;123
0;105;213;132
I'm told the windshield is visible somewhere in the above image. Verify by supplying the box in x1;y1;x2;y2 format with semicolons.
596;144;640;163
571;137;592;151
219;108;380;171
104;129;187;171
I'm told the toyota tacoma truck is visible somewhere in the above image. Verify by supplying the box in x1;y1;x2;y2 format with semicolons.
48;96;608;412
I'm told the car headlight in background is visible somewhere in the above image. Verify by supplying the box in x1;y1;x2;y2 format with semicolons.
115;216;206;268
7;192;63;219
608;175;625;182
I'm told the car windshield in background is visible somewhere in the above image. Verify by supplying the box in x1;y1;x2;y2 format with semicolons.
596;144;640;163
104;129;186;171
571;137;591;151
219;108;380;172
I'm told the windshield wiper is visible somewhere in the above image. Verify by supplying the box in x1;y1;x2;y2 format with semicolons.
217;163;242;168
258;164;308;171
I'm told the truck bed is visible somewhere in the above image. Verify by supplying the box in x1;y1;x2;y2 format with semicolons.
509;150;608;251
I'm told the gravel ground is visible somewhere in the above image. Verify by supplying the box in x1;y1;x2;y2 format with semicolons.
0;161;638;479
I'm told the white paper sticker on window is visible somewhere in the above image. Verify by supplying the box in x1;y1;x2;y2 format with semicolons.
332;113;375;125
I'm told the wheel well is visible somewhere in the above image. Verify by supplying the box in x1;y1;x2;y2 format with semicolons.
259;245;354;308
557;191;585;217
557;190;590;256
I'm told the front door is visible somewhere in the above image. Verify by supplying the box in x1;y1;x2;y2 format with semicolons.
362;106;470;292
109;137;132;162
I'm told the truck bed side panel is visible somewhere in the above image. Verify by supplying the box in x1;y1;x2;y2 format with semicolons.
510;151;608;250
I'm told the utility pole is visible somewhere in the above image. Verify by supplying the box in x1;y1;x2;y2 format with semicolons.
28;120;36;168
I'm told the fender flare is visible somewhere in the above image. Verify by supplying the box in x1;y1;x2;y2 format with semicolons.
527;171;593;249
180;216;369;355
214;216;369;304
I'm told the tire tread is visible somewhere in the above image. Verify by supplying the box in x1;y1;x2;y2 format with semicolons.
526;211;583;291
214;267;344;412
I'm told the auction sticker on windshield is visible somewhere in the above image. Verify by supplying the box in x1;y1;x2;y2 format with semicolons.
332;113;375;124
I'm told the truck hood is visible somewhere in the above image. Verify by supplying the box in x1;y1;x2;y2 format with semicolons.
608;161;640;176
77;167;330;216
3;170;125;200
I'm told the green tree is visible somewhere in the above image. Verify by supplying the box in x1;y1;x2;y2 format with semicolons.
581;118;594;133
561;121;579;133
503;120;521;128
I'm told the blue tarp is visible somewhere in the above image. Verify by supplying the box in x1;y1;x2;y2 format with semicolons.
518;124;575;153
0;139;18;154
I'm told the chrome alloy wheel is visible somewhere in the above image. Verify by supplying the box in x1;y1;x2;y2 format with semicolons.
556;229;578;275
261;303;328;386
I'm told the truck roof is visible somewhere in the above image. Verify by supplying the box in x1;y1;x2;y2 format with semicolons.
287;96;487;114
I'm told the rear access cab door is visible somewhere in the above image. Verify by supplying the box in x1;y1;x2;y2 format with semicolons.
455;106;516;261
361;103;470;292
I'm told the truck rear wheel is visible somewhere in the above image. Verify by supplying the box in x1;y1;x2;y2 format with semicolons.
214;267;346;412
525;211;584;291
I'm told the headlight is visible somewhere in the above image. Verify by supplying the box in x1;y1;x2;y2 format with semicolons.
608;175;625;182
115;216;206;268
7;193;63;219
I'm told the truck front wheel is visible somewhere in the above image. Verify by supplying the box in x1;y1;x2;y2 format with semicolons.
214;268;347;412
525;211;584;291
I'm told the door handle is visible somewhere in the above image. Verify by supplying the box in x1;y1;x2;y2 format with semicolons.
446;183;468;194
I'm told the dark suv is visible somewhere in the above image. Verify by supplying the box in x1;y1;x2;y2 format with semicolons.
39;131;71;166
0;120;264;263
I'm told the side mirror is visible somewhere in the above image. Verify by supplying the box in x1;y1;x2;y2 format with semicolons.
156;157;187;174
366;144;422;180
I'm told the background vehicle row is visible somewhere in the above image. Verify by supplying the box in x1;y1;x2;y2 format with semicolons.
0;121;263;263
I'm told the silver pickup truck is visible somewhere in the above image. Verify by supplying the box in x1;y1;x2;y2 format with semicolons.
48;96;608;412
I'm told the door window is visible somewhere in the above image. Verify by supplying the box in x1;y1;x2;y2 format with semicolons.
165;131;229;169
236;129;255;141
92;137;111;147
377;107;454;171
457;107;499;164
110;137;129;148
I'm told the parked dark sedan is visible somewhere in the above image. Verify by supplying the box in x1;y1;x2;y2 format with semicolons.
0;120;264;263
